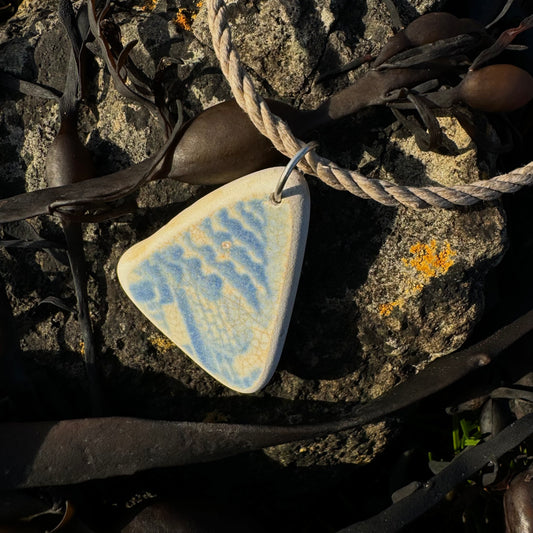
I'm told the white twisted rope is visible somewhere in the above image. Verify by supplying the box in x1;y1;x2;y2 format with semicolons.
207;0;533;209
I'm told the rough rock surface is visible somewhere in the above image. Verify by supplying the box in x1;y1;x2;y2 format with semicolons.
0;0;506;485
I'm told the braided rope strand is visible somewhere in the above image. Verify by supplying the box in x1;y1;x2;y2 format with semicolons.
207;0;533;209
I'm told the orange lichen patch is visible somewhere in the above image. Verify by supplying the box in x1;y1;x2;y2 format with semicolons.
79;341;85;355
174;8;192;30
378;300;403;317
402;239;456;280
174;7;196;31
148;334;175;352
378;240;457;318
141;0;157;11
173;2;202;30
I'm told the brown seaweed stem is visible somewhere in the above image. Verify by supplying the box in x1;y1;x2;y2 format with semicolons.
47;0;102;415
470;14;533;70
338;412;533;533
0;308;531;490
0;63;463;224
87;0;174;136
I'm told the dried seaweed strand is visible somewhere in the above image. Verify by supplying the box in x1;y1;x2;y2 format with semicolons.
53;0;103;415
0;308;531;489
86;0;172;135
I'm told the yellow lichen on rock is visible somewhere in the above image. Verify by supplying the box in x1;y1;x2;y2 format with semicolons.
148;334;175;353
174;2;203;31
378;240;457;317
378;300;403;317
402;239;456;280
141;0;157;11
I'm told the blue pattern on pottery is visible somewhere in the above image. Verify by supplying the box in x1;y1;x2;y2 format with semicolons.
126;199;274;391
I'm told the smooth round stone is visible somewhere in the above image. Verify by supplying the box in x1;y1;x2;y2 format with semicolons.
117;167;310;393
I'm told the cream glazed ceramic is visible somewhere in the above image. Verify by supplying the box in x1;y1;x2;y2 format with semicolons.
117;167;310;393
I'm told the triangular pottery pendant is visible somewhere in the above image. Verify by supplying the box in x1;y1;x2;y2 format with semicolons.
117;167;310;393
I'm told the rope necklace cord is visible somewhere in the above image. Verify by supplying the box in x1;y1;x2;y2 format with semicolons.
206;0;533;209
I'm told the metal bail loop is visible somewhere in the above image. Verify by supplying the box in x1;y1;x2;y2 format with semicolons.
271;141;318;203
